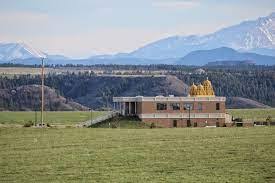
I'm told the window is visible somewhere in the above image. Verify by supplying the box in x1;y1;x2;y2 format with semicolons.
157;103;167;110
170;103;180;110
173;120;177;127
198;103;203;111
184;103;193;110
216;103;220;110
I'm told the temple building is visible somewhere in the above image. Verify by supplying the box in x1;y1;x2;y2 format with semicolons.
113;78;230;127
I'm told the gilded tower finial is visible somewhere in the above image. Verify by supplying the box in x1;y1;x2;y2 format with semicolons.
197;83;206;95
189;82;197;96
203;78;215;96
188;78;215;97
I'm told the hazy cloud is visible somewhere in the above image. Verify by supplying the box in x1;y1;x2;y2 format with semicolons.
0;0;274;57
152;0;200;9
0;11;50;36
0;11;49;25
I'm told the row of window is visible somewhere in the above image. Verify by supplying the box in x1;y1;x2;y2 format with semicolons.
156;102;220;111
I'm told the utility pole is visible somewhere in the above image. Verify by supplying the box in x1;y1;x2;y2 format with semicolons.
187;104;191;127
90;108;93;124
35;110;37;126
41;58;44;127
188;106;191;127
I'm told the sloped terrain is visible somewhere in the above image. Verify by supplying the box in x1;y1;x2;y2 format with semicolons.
0;72;273;110
0;85;88;111
70;75;189;109
226;97;271;109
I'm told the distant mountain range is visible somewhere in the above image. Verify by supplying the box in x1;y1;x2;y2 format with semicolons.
176;47;275;65
0;12;274;65
0;43;44;61
206;60;255;67
129;12;275;59
0;43;68;64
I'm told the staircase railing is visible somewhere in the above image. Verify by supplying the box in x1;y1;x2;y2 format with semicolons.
82;110;119;127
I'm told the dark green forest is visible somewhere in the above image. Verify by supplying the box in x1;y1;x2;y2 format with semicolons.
0;65;274;110
178;69;275;107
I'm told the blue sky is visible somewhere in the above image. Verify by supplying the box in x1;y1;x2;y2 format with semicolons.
0;0;275;58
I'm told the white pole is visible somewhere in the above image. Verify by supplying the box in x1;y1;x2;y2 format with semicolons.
41;58;44;127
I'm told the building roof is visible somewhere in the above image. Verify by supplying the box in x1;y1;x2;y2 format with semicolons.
113;96;226;102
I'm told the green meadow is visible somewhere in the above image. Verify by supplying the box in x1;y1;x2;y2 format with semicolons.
0;111;106;125
227;108;275;121
0;108;274;126
0;127;274;182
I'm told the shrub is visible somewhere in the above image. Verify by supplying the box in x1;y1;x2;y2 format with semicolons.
23;121;33;127
111;124;117;128
266;115;272;122
266;115;272;126
234;118;243;122
150;123;156;129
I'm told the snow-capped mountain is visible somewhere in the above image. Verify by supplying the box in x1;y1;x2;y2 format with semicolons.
1;12;274;65
129;12;275;59
177;47;275;65
0;43;46;61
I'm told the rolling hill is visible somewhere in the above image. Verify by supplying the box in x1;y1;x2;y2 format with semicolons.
0;74;271;110
226;97;271;109
0;85;88;111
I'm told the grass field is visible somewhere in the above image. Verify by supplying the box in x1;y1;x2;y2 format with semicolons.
0;108;275;128
0;111;106;125
91;116;152;129
227;108;275;121
0;108;273;126
0;127;274;182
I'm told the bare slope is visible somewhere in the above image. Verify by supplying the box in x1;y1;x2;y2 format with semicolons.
226;97;271;109
0;85;88;111
0;76;270;110
72;75;189;109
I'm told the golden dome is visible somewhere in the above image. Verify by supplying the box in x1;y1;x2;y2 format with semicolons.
203;77;211;87
197;83;206;95
203;77;215;96
189;83;197;96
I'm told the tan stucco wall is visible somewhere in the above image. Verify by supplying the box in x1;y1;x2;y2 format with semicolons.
139;101;225;114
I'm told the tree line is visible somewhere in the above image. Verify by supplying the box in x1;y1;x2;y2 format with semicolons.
0;65;274;108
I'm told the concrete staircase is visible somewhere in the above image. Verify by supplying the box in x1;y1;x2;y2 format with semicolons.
82;111;119;127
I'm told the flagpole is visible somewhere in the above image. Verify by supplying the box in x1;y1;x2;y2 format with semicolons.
41;57;44;126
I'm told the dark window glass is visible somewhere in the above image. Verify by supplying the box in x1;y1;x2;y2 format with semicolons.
170;103;180;110
198;103;203;111
173;120;177;127
184;103;193;110
157;103;167;110
216;103;220;110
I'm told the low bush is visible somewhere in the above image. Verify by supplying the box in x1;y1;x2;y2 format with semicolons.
23;121;34;127
234;118;243;122
111;124;117;128
150;123;156;129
